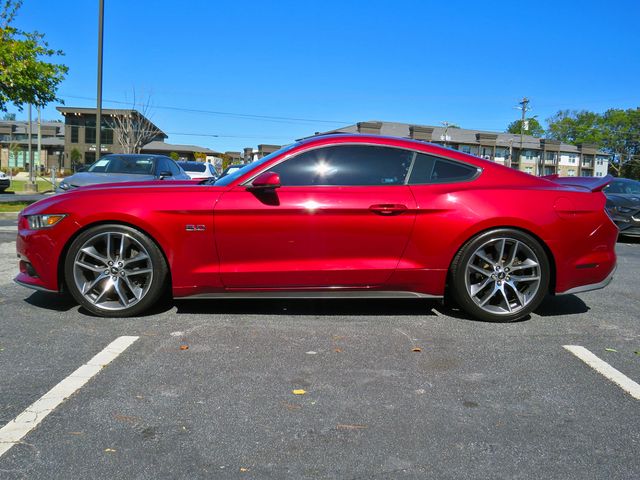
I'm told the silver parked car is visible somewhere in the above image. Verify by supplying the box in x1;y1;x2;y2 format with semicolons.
56;154;190;193
177;161;218;180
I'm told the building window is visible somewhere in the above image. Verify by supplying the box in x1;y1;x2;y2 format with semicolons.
70;126;79;143
568;169;576;176
85;119;96;144
460;145;471;154
525;166;533;174
568;154;577;163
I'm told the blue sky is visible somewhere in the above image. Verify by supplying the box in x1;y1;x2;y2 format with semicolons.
8;0;640;152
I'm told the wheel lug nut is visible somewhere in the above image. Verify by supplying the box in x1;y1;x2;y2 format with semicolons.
108;261;113;266
118;262;123;267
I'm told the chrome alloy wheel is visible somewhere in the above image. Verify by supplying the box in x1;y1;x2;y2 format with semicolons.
464;237;541;316
72;231;154;311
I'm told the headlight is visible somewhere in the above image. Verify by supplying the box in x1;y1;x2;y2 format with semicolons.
615;206;633;214
26;214;67;230
58;181;70;190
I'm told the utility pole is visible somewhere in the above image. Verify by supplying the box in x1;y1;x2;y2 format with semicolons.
441;121;452;147
96;0;104;163
516;97;530;173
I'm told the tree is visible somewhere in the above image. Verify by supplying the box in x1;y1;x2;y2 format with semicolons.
506;118;544;137
0;0;68;111
112;92;162;153
169;152;179;161
546;108;640;177
599;108;640;177
2;112;16;120
70;147;82;165
545;110;603;145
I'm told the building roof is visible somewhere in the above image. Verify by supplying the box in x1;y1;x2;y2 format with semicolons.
56;106;167;138
141;140;220;155
0;137;65;147
317;121;608;155
0;120;64;136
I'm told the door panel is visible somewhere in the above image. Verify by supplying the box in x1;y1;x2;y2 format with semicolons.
214;185;416;288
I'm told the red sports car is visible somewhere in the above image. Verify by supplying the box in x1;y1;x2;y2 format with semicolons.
15;134;617;322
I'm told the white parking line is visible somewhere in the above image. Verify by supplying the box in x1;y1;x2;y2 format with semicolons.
0;226;17;233
0;336;139;458
564;345;640;400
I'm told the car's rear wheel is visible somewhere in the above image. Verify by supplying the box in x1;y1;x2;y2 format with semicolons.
450;228;550;322
64;224;168;317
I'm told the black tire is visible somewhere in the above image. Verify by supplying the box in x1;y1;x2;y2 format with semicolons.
64;224;169;317
449;228;550;322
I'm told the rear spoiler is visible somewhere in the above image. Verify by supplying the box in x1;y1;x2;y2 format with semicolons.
542;174;613;192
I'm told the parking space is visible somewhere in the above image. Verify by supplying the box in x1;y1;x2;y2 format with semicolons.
0;235;639;479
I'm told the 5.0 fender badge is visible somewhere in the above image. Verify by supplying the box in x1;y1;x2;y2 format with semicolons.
185;225;206;231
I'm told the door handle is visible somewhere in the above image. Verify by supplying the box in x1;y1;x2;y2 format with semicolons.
369;204;408;215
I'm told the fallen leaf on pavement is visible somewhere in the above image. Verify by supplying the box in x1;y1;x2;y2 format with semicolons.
412;347;422;352
336;424;367;430
282;401;302;411
292;389;306;395
604;348;618;352
240;467;249;472
334;348;342;353
180;345;189;351
104;448;116;453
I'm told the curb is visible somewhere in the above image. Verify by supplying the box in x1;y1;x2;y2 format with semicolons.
0;212;19;219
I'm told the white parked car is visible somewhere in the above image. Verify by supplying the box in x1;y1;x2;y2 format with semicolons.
177;161;218;180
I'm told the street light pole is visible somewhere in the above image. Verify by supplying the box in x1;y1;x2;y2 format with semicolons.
27;104;34;190
96;0;104;162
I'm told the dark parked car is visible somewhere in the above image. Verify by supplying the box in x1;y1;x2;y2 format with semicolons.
56;154;190;193
0;171;9;192
604;177;640;237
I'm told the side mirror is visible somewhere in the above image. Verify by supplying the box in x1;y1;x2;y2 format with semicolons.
248;171;281;190
158;171;172;179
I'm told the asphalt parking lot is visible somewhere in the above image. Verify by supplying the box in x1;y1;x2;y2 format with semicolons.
0;220;638;479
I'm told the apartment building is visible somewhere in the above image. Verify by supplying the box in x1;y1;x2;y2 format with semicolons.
318;121;610;177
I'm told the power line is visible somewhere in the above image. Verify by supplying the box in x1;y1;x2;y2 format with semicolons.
60;94;353;125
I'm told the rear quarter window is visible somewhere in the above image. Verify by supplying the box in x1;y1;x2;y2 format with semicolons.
409;153;479;184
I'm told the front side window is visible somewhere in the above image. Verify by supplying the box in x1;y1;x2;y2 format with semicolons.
270;145;413;186
408;153;478;184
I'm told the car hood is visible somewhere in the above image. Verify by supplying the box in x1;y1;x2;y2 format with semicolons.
63;172;157;187
606;193;640;207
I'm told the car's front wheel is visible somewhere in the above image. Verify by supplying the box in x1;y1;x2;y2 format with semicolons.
64;224;168;317
449;228;550;322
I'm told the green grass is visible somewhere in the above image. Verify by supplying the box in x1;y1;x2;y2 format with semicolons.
0;201;34;212
5;179;55;193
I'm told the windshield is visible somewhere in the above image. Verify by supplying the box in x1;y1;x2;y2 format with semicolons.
214;143;297;186
178;162;206;173
606;179;640;195
87;156;156;175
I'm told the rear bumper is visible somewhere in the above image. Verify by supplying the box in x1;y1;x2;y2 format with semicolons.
559;264;616;295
